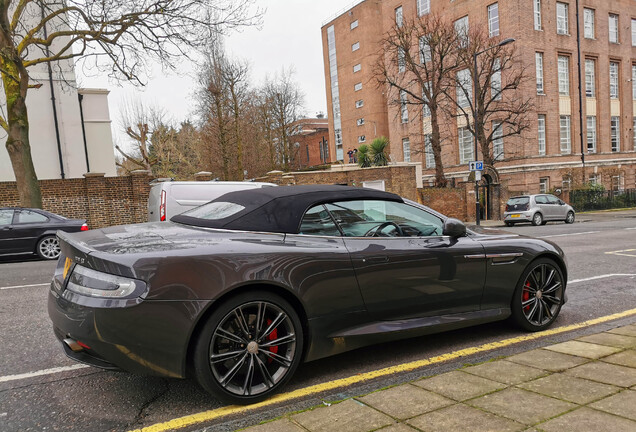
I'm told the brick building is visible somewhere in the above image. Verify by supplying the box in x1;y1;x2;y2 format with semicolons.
321;0;636;212
290;117;330;169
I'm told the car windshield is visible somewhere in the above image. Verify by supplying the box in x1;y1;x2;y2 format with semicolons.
507;197;529;205
181;202;245;220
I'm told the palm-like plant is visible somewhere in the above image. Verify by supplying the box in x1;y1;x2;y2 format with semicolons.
370;137;389;166
357;144;371;167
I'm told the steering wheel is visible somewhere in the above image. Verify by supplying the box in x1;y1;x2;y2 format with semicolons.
364;221;404;237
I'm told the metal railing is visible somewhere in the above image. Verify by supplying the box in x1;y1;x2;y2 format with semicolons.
569;188;636;212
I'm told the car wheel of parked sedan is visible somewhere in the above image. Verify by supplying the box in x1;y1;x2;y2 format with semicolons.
194;291;304;404
511;258;564;332
505;221;514;227
531;212;543;226
36;235;61;260
565;211;575;224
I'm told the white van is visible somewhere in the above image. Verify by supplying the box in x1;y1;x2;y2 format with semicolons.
148;181;277;222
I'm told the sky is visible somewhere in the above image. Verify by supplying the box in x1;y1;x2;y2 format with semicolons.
77;0;348;147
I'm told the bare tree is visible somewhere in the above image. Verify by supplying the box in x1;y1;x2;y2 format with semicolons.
446;27;532;170
0;0;261;207
377;14;458;187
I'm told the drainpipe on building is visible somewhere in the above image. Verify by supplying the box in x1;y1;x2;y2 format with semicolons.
78;94;91;172
41;2;65;179
575;0;586;179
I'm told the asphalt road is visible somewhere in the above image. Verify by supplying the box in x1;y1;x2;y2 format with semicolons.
1;210;635;432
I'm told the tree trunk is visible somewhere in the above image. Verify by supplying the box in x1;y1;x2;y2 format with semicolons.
230;86;244;179
430;109;447;187
1;59;42;208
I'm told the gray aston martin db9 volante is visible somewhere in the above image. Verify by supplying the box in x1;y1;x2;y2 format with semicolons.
48;185;567;404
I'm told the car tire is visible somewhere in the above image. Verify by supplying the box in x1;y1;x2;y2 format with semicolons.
505;222;514;227
565;211;575;224
531;213;543;226
193;291;304;404
511;258;564;332
36;235;61;260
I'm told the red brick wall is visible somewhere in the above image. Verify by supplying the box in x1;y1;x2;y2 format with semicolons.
0;171;153;229
419;187;467;221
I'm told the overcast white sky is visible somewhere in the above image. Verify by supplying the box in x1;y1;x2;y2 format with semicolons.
77;0;348;146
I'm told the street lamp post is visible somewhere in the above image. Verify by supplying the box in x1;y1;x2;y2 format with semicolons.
472;37;515;226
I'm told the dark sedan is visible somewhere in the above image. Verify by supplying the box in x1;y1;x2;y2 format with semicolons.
48;185;567;404
0;208;88;260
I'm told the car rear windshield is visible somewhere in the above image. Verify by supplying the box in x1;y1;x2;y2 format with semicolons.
181;202;245;220
507;197;529;205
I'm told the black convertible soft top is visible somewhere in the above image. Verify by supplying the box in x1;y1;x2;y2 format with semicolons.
171;184;403;233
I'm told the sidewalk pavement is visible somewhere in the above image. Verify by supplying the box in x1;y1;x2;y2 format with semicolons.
241;324;636;432
468;207;636;227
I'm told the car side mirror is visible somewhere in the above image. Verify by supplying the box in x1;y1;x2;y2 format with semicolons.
559;200;565;205
443;218;466;238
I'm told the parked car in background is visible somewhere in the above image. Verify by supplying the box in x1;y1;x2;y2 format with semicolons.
147;180;277;221
49;185;567;405
504;194;575;226
0;208;88;260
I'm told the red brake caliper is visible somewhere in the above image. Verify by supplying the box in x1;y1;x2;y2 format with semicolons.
266;319;278;362
522;281;531;312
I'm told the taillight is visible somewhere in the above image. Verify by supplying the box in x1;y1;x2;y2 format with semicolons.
80;223;89;231
160;190;166;221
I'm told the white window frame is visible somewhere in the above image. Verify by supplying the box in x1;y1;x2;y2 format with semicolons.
353;63;361;73
417;0;430;16
633;117;636;150
352;42;360;52
609;14;619;43
398;47;406;73
357;118;365;126
456;68;472;108
350;20;358;30
422;81;431;117
632;19;636;46
632;64;636;99
611;116;620;152
535;52;544;94
355;100;364;108
354;82;362;92
492;121;504;160
556;2;569;35
458;127;474;164
454;16;469;46
558;55;570;96
585;59;595;97
491;58;501;100
539;177;549;194
402;137;411;162
609;62;619;99
584;8;595;39
424;134;435;168
534;0;542;31
538;114;546;155
400;90;408;123
395;6;403;27
586;116;596;153
358;135;366;143
488;3;500;37
560;115;571;154
419;36;431;63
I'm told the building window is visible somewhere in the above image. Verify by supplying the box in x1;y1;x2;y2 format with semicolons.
535;52;544;94
422;81;431;117
417;0;430;16
355;99;364;108
632;19;636;46
632;65;636;99
350;20;358;30
611;175;624;193
491;58;501;100
534;0;542;31
492;121;503;160
458;127;474;164
354;82;362;91
488;3;499;37
558;55;570;96
609;62;619;99
539;177;549;194
589;174;600;185
611;116;620;152
556;2;568;35
560;115;571;154
562;175;572;191
419;36;431;63
633;118;636;150
538;114;546;155
398;47;406;73
454;16;469;46
402;137;411;162
357;118;365;126
456;68;472;108
609;14;619;43
353;63;361;73
327;25;343;160
424;134;435;168
400;90;408;123
584;8;595;39
352;42;360;51
395;6;403;27
358;135;366;143
586;116;596;153
585;59;595;97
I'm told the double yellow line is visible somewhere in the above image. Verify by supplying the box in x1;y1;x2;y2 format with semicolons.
132;307;636;432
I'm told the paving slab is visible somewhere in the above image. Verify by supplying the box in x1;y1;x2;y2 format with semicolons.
565;361;636;387
468;387;576;425
413;370;506;401
462;360;547;385
358;383;453;420
577;332;636;349
608;325;636;338
589;389;636;421
291;399;394;432
602;350;636;369
537;407;636;432
407;403;524;432
543;340;622;359
518;373;619;404
376;424;419;432
241;419;306;432
506;348;588;372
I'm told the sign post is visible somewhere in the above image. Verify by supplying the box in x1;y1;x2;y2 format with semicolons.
469;161;483;225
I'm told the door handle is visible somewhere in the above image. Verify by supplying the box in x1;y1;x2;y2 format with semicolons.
362;255;389;263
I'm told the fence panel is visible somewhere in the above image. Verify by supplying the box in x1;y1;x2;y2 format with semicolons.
569;189;636;212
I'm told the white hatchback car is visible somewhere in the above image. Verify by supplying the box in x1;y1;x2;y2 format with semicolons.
503;194;575;226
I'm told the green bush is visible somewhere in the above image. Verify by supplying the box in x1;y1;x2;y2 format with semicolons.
369;136;389;166
357;144;371;168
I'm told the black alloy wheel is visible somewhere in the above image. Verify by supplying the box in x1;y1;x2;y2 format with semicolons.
505;221;514;227
531;212;543;226
194;291;303;404
36;235;61;260
511;258;564;331
565;211;575;224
